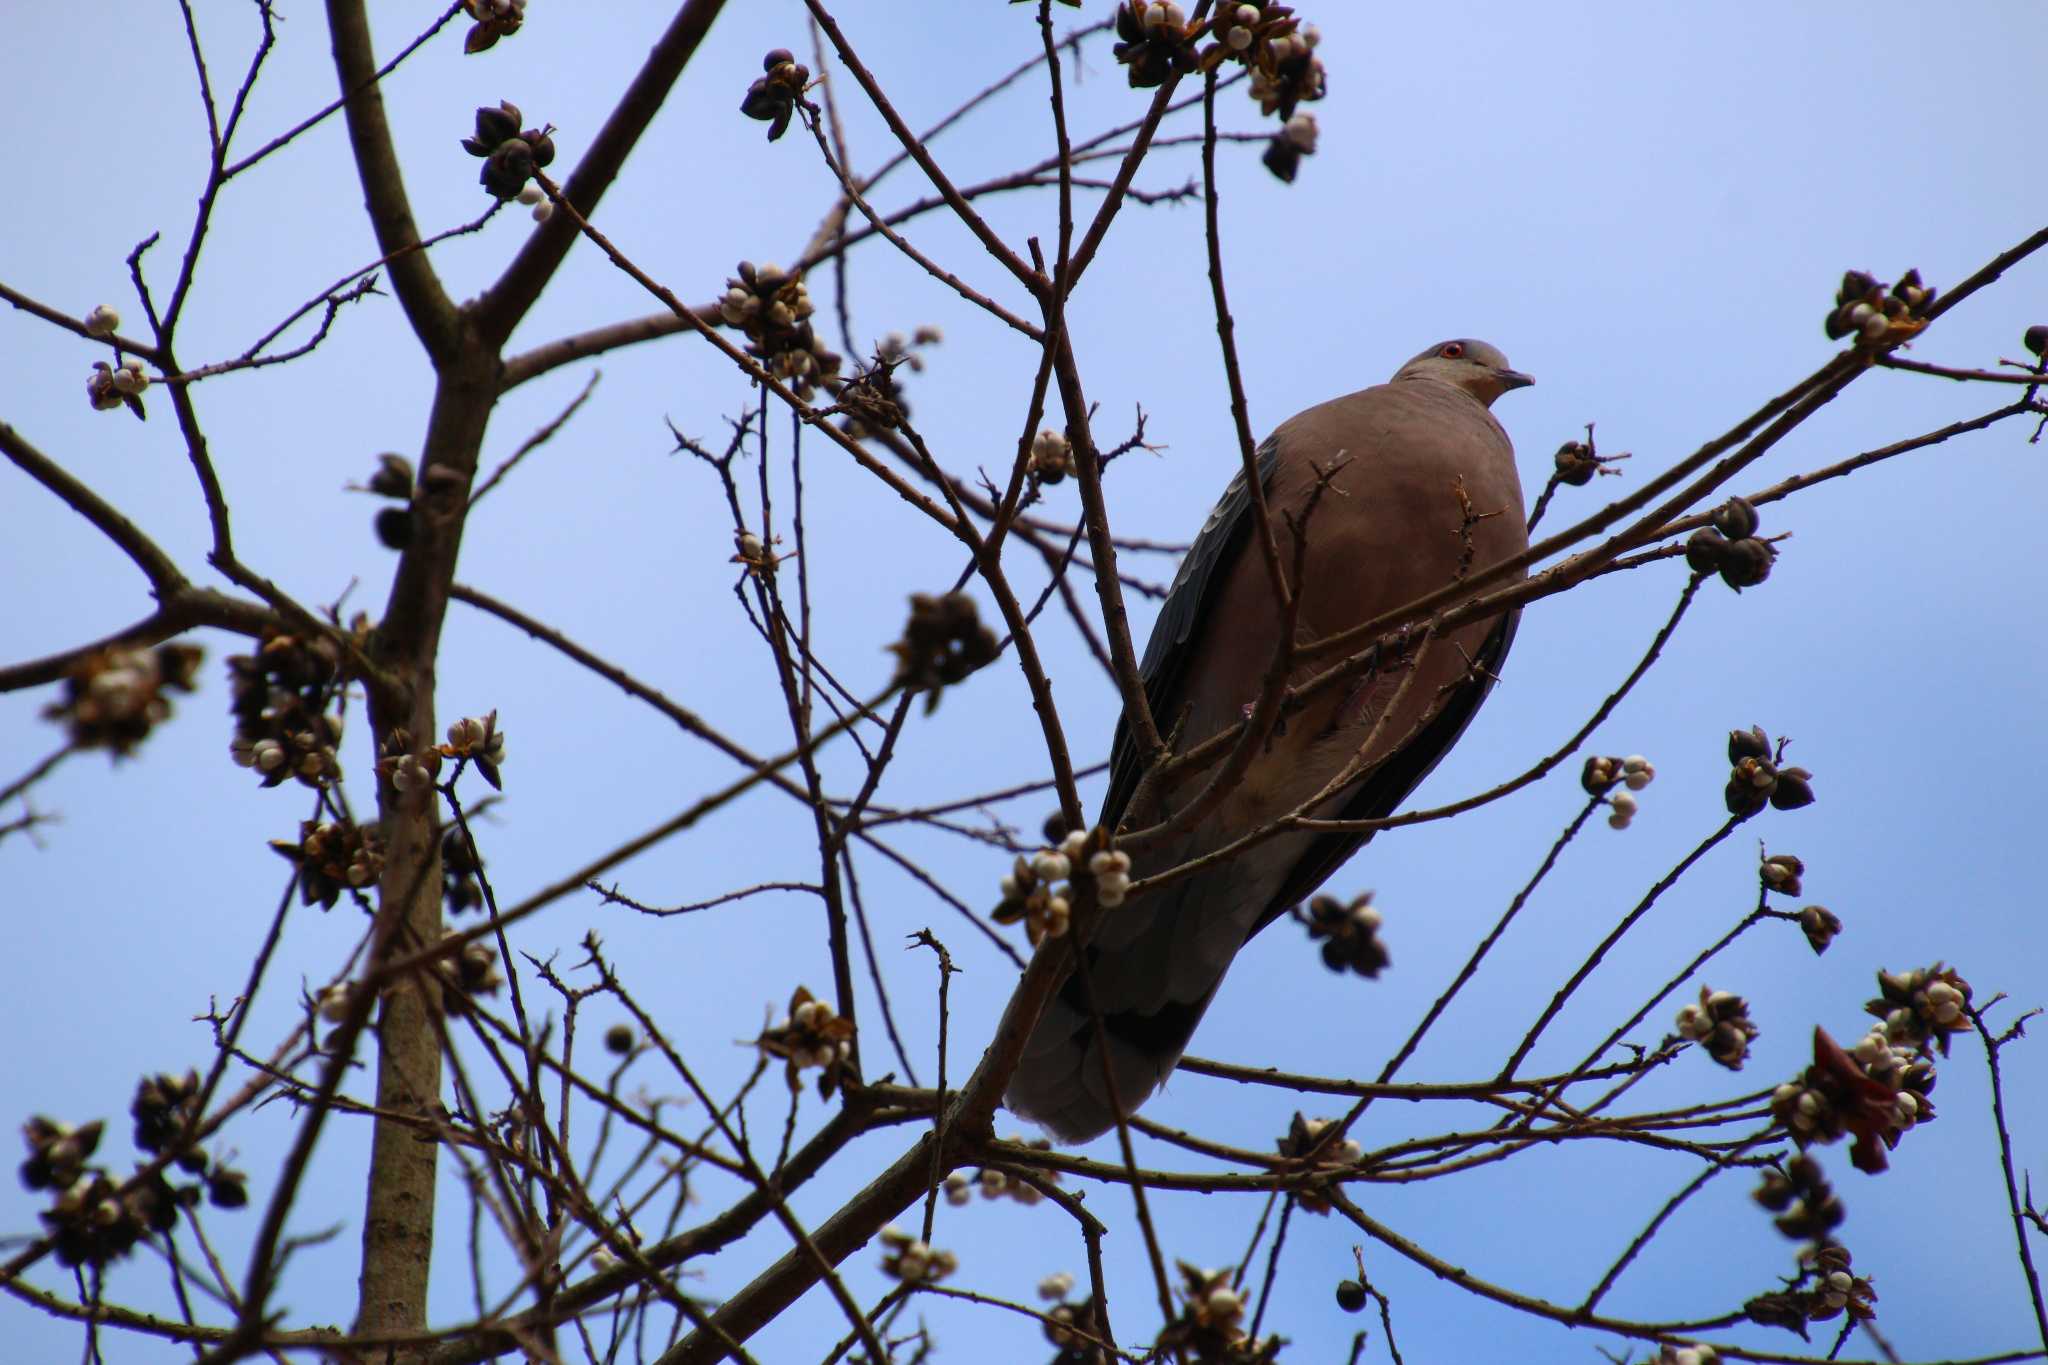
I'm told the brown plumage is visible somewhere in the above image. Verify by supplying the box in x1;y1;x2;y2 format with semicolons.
1006;339;1533;1142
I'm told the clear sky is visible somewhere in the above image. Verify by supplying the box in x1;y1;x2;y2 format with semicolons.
3;3;2045;1363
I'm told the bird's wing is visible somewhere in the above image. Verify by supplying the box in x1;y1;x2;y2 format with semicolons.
1255;607;1519;934
1100;438;1282;832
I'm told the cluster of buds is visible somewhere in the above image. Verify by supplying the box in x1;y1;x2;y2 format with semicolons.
1723;725;1815;818
1260;111;1317;183
1685;495;1775;592
374;726;443;802
1220;5;1326;121
877;1225;957;1283
227;630;345;788
44;643;201;755
837;351;909;437
1771;1025;1932;1174
1847;1023;1937;1129
890;592;1000;711
757;986;855;1097
1044;1292;1110;1365
438;711;508;790
1581;752;1655;829
718;261;841;399
1746;1244;1878;1330
462;100;555;199
1031;427;1075;485
269;818;384;909
1753;1151;1843;1242
434;929;505;1013
1798;904;1842;955
36;1165;184;1268
86;357;151;419
1295;891;1389;977
20;1118;105;1193
1675;986;1760;1070
996;829;1125;945
1865;963;1973;1055
1824;269;1933;346
1275;1113;1362;1214
461;0;523;54
355;452;418;550
943;1137;1058;1207
1112;4;1198;87
22;1082;249;1268
512;182;553;222
1760;851;1804;896
1551;425;1629;487
739;48;809;142
1157;1262;1281;1363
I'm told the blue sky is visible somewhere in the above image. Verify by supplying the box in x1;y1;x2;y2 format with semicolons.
3;3;2045;1362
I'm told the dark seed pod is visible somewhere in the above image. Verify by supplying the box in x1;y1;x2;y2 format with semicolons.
1710;495;1760;541
764;48;794;70
1042;810;1071;844
1725;776;1769;818
367;453;414;500
603;1023;635;1055
1770;767;1816;810
523;129;555;168
1728;726;1771;764
1553;440;1598;486
1684;527;1728;574
1335;1279;1367;1313
1718;537;1775;590
2023;324;2048;358
475;101;522;148
375;506;413;550
481;138;535;197
1837;269;1878;304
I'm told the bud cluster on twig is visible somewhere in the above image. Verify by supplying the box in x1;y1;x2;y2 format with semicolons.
1581;752;1655;829
1675;986;1759;1070
890;592;1000;710
462;100;555;199
461;0;524;54
1294;891;1389;976
269;818;385;910
1685;495;1775;592
1824;268;1933;346
756;986;855;1097
995;827;1131;946
718;260;842;399
43;643;202;756
739;48;810;142
1723;725;1814;818
227;631;345;788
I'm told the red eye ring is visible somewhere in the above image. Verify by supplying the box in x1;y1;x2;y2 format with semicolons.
1439;342;1465;359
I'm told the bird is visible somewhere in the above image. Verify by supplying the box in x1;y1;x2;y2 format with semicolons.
1005;339;1534;1143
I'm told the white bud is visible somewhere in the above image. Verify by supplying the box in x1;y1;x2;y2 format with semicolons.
999;875;1019;899
1265;34;1292;61
1227;26;1252;50
531;201;553;222
84;304;121;337
1060;828;1091;859
1038;1271;1075;1301
1205;1287;1241;1318
1032;852;1071;882
1089;849;1131;876
1859;313;1890;341
1608;790;1638;817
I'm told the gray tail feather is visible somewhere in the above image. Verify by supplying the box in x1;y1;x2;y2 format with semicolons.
1003;976;1222;1143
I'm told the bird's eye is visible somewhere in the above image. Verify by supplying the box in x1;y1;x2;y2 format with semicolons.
1439;342;1465;359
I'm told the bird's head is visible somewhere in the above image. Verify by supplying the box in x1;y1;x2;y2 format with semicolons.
1393;339;1533;408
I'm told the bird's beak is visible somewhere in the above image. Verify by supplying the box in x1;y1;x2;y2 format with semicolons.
1494;367;1534;392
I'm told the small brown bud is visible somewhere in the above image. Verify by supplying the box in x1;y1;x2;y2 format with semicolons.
1710;495;1760;541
